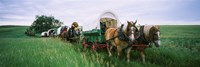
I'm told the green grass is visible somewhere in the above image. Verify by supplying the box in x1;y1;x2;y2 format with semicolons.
0;26;101;67
160;25;200;38
0;25;200;67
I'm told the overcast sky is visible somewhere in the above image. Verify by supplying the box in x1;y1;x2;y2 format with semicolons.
0;0;200;30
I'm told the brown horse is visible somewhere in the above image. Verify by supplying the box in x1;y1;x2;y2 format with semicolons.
105;20;139;62
133;25;160;64
60;26;68;40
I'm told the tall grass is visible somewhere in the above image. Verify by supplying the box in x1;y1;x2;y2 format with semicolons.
0;37;104;67
0;26;101;67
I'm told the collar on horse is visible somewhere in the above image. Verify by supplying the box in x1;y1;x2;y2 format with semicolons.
138;26;151;44
137;26;159;45
106;24;130;41
117;25;130;41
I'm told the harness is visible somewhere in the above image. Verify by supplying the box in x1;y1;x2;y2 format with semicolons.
118;29;130;41
137;26;149;44
106;25;130;41
106;25;133;50
137;26;155;46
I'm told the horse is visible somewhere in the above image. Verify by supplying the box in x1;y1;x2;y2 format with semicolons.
60;26;68;40
105;20;139;62
67;26;81;42
132;25;160;64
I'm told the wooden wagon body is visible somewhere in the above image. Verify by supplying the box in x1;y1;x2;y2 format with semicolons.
82;11;119;51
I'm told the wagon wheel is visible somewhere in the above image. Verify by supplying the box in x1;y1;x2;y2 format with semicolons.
82;38;87;51
91;39;98;52
91;43;97;52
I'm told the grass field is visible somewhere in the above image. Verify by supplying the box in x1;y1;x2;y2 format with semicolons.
0;25;200;67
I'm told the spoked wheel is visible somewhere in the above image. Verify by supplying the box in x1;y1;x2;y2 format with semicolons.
91;44;96;52
91;39;98;52
82;38;87;51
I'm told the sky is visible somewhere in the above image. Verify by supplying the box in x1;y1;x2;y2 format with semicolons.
0;0;200;30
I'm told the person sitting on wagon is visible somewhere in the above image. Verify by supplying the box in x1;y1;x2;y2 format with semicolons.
100;22;106;33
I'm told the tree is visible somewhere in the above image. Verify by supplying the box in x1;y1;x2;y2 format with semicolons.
30;15;63;33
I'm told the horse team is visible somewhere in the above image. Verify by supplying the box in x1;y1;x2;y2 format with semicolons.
105;20;161;63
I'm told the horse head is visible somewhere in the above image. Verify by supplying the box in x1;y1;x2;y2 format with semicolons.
151;25;160;47
75;27;81;36
126;20;139;42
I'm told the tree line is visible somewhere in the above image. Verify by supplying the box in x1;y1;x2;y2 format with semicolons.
25;15;63;36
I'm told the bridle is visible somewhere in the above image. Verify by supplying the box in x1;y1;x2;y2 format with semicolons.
152;30;160;41
127;25;140;39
